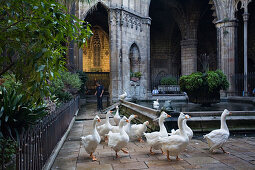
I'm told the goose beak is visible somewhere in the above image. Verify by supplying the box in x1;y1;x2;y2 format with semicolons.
98;119;101;122
134;115;138;118
167;114;171;118
126;119;129;123
185;115;189;119
110;111;113;113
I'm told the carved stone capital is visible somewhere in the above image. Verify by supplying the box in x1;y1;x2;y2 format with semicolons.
215;19;238;28
180;39;198;48
242;12;250;22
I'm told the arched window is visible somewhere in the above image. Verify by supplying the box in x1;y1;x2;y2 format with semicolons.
129;43;140;73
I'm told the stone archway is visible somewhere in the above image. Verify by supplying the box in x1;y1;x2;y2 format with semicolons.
83;3;110;95
149;0;182;90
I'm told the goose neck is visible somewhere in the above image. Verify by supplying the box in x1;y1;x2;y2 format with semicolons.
159;118;167;134
220;114;228;131
178;118;187;137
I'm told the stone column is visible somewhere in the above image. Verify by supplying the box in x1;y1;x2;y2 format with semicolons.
216;20;237;94
180;39;198;75
243;13;249;95
109;9;122;102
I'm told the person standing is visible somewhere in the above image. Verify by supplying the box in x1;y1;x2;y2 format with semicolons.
95;81;104;112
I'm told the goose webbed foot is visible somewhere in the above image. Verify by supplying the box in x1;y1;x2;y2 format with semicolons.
90;153;97;161
220;147;230;154
167;151;171;161
176;156;183;161
121;149;129;154
161;148;165;155
115;152;120;158
150;147;155;155
138;138;144;143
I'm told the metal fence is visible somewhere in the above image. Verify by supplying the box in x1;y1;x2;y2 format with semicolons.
233;72;255;96
16;96;79;170
151;74;181;93
150;72;255;96
85;72;110;95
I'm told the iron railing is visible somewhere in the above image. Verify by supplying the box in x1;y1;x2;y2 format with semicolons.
151;74;181;94
16;96;79;170
233;72;255;96
85;72;110;95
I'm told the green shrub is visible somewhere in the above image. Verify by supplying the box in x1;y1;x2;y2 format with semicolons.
2;74;21;91
130;72;142;78
0;138;17;169
179;70;229;93
0;87;46;139
50;71;82;102
76;71;87;95
61;71;82;92
160;76;178;85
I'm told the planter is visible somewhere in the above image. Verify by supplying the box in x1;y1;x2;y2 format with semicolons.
158;85;180;94
130;77;139;82
187;88;220;106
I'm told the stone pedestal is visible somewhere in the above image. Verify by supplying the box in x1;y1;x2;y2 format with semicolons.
180;39;198;75
216;20;237;94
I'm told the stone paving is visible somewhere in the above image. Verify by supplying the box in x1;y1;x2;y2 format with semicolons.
52;103;255;170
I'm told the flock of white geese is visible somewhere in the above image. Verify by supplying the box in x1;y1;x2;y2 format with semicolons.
81;101;231;162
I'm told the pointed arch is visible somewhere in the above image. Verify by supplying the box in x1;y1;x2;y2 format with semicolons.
129;43;141;74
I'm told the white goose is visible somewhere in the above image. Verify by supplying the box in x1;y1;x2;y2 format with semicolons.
144;111;171;154
153;99;159;109
107;116;130;158
114;105;121;126
170;113;193;141
80;115;101;161
97;111;113;141
130;121;149;142
119;91;127;100
204;109;231;154
124;114;138;136
159;113;189;161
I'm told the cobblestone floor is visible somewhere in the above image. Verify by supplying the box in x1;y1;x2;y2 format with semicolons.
52;103;255;170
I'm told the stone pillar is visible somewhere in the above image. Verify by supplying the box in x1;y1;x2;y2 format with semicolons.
243;13;249;95
109;9;122;102
180;39;198;75
216;20;237;94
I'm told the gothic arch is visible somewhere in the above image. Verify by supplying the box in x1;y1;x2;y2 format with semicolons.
129;43;141;74
82;1;109;20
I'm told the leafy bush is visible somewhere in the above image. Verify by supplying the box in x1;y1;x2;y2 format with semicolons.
50;71;82;102
180;70;229;93
160;76;178;85
76;71;88;95
180;70;229;105
0;138;17;169
1;74;21;91
180;72;203;92
0;87;46;139
61;71;82;92
131;72;142;78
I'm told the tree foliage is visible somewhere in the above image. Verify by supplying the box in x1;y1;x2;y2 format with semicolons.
0;0;92;104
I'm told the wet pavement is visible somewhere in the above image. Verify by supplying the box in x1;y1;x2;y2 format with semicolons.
52;103;255;170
